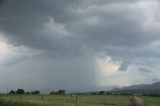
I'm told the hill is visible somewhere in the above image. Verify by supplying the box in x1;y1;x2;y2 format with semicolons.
110;82;160;95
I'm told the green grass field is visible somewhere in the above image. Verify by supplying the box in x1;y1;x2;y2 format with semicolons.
0;95;160;106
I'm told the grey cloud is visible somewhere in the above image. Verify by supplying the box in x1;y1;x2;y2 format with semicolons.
0;0;157;52
139;68;152;73
0;0;78;48
0;53;98;92
144;77;160;83
118;62;128;71
152;77;160;82
0;0;4;6
0;0;152;50
74;12;149;48
0;0;99;92
0;0;160;92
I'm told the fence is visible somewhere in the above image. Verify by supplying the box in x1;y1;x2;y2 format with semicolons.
0;95;150;106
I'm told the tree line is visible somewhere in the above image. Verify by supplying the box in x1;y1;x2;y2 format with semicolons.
8;89;66;95
9;89;40;95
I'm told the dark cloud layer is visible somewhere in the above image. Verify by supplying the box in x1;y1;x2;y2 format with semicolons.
0;0;160;92
0;0;157;50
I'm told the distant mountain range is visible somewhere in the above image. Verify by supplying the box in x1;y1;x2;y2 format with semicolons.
110;82;160;95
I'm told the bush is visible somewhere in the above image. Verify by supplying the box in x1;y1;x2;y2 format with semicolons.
50;90;66;95
9;90;15;95
16;89;25;94
50;91;56;95
57;90;66;94
98;91;105;95
31;91;40;95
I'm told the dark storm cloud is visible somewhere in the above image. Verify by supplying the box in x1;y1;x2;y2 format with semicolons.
0;0;76;48
0;0;99;92
0;0;155;51
0;0;4;6
69;6;150;48
0;0;151;49
0;0;160;92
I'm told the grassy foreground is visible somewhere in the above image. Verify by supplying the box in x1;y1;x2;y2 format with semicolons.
0;95;160;106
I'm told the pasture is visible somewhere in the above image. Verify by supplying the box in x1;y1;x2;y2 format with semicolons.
0;95;160;106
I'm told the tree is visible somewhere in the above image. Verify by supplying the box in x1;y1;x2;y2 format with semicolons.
16;89;25;94
98;91;105;95
9;90;15;94
50;91;56;95
106;92;112;95
57;89;66;94
91;92;97;95
34;91;40;94
26;92;31;95
31;91;40;95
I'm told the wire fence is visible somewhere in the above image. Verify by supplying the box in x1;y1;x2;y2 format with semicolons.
0;95;151;106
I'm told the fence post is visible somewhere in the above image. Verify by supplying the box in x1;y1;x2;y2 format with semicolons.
144;98;148;106
41;95;44;102
20;95;22;100
75;96;78;106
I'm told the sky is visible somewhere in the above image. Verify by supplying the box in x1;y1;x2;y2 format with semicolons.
0;0;160;93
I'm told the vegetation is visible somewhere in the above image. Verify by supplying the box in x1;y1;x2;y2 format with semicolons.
0;95;160;106
31;91;40;95
50;90;66;95
16;89;25;94
4;88;160;106
9;89;41;95
2;88;160;106
0;99;37;106
9;90;16;95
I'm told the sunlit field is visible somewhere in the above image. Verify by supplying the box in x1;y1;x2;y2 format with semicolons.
0;95;160;106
